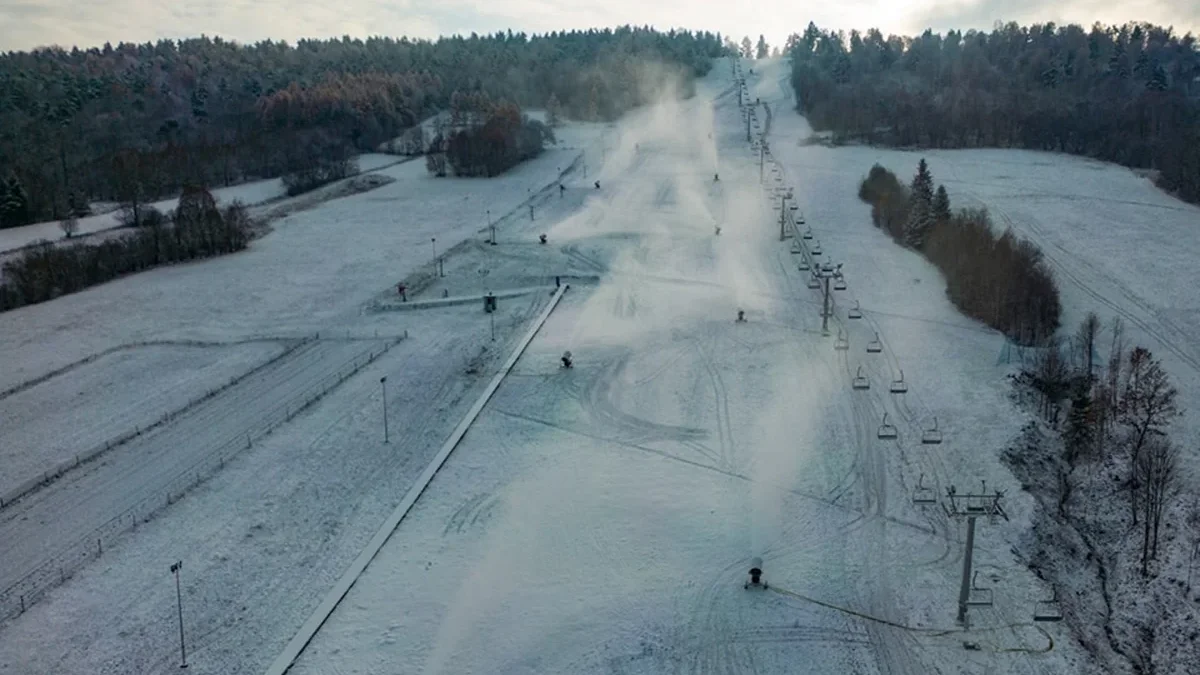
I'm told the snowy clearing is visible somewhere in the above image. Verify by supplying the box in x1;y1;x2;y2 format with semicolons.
0;339;286;500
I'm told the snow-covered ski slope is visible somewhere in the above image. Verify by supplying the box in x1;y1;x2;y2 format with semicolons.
281;60;1092;674
741;57;1199;478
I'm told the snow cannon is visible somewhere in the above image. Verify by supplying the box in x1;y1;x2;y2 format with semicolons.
744;557;767;589
561;351;573;369
736;309;746;323
594;180;600;190
539;233;548;245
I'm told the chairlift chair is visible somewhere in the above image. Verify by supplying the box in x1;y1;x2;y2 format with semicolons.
834;277;847;291
877;413;898;439
802;228;813;239
798;214;806;225
852;366;870;390
835;329;849;351
848;301;863;320
866;332;883;353
967;572;994;607
912;473;937;506
922;417;944;445
811;243;822;256
798;259;811;272
807;275;821;289
821;262;834;273
1034;591;1064;622
890;370;908;394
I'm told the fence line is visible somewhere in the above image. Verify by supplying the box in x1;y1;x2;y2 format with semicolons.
0;337;315;510
0;338;400;622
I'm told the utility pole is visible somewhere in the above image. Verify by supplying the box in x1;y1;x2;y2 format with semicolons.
759;142;767;183
746;113;751;142
380;376;389;443
487;210;495;245
169;561;187;669
944;481;1008;627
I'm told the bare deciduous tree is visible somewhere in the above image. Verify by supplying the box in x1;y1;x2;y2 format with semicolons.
1076;311;1101;379
1120;347;1180;526
1137;436;1180;575
59;214;78;239
1033;338;1070;422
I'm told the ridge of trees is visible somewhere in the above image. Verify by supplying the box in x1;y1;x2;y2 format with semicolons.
0;27;726;227
1;187;251;310
787;22;1200;204
859;160;1061;344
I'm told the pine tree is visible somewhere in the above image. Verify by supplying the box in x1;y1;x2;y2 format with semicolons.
904;159;934;249
1063;389;1094;464
0;175;30;229
932;184;951;223
756;35;770;60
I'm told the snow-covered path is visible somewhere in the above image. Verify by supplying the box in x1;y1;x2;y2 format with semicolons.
283;60;1081;675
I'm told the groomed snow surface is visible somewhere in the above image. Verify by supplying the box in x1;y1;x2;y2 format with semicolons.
2;55;1195;675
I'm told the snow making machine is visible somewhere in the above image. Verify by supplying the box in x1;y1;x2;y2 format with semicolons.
744;557;768;590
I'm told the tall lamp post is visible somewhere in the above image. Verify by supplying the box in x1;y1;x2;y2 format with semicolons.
169;561;187;669
380;376;389;444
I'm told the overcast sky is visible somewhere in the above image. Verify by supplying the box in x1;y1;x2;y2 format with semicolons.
1;0;1197;53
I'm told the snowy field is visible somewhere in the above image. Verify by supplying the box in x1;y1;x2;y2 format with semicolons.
0;339;285;499
0;104;607;672
4;53;1193;675
0;153;405;254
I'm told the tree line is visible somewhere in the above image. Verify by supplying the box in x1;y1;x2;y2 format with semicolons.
0;187;250;310
0;27;726;227
859;160;1061;344
787;22;1200;204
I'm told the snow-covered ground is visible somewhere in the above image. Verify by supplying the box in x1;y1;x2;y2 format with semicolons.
0;112;606;672
0;339;285;499
5;53;1193;675
281;60;1091;675
0;153;405;254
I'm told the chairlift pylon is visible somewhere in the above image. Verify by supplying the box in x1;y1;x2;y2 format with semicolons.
889;370;908;394
848;300;862;320
912;473;937;506
866;332;883;353
922;417;943;445
835;329;849;351
1034;590;1064;622
852;365;870;390
877;412;898;439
